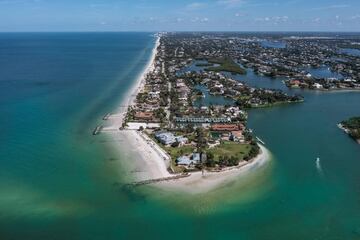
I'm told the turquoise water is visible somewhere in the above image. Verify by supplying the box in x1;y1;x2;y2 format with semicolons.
1;33;360;239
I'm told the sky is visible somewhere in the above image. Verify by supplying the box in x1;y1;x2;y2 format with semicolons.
0;0;359;32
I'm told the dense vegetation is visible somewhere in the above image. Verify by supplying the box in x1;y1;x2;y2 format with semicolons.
205;57;247;75
342;117;360;140
235;89;304;108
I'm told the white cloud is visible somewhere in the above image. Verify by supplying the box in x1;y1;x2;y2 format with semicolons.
350;14;360;20
186;2;207;10
312;17;321;23
191;17;210;23
235;12;245;17
217;0;245;8
202;17;209;22
255;16;289;23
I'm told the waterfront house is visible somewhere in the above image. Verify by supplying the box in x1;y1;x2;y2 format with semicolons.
176;156;191;165
155;131;176;145
176;154;200;166
313;83;323;89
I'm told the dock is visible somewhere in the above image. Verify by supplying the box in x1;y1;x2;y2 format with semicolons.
103;113;111;120
93;126;103;135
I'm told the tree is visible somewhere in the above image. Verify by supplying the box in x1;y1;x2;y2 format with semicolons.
205;152;215;167
229;156;239;166
196;127;207;151
185;124;194;134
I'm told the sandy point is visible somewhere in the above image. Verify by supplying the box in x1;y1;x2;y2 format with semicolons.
151;144;271;194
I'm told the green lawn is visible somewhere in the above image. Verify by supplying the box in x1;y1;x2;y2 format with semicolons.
165;145;196;173
208;142;251;162
165;145;196;159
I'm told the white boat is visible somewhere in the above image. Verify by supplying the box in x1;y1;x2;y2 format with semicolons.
316;157;322;173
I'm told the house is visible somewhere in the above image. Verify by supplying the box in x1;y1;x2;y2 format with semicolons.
313;83;323;89
176;156;191;165
211;124;240;131
176;154;200;166
175;136;188;145
230;131;245;142
290;80;301;87
134;111;154;121
154;131;176;145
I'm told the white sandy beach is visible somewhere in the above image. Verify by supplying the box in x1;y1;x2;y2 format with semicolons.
108;130;171;181
105;34;172;182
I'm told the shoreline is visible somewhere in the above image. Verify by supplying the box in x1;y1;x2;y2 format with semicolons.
288;87;360;93
152;144;271;194
105;34;272;193
107;130;172;182
338;123;360;144
110;127;271;193
105;34;160;130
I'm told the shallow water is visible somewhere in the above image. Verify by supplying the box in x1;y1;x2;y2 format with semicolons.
1;33;360;239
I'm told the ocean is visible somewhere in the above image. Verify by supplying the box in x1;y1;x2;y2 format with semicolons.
1;32;360;239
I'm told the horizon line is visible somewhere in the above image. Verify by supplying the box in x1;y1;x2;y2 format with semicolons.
0;30;360;33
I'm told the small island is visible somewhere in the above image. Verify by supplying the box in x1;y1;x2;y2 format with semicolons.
339;117;360;144
205;57;247;75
